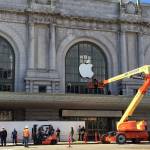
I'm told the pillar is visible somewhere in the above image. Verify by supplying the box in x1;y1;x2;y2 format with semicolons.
28;23;35;69
49;24;56;70
138;32;144;66
120;31;128;73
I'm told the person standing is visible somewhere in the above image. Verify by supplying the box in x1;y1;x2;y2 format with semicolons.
77;125;81;141
70;127;74;142
56;128;61;142
11;128;17;145
81;126;85;141
0;128;7;146
23;126;30;147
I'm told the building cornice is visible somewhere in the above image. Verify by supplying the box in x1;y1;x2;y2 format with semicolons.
0;6;150;34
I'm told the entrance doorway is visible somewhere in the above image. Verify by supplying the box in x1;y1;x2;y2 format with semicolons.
85;117;119;141
62;115;120;141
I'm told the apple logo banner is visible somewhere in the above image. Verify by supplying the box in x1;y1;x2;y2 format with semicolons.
79;62;94;78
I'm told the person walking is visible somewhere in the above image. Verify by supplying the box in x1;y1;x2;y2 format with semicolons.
23;126;30;147
0;128;7;146
11;128;17;145
56;128;61;142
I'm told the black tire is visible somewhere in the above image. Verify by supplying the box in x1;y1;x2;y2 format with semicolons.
116;134;126;144
51;140;57;145
132;139;140;144
148;131;150;142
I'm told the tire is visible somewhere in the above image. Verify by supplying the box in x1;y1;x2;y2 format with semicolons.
51;140;57;145
132;139;140;144
148;131;150;142
116;134;126;144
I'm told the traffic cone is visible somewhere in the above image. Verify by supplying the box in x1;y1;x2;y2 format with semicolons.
99;133;101;142
68;135;72;148
95;132;98;143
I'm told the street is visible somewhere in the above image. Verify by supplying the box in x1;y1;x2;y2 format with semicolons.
1;143;150;150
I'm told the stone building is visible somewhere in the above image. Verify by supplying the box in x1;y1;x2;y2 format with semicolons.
0;0;150;137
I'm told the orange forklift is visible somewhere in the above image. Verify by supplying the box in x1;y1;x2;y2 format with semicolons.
100;65;150;144
32;124;57;145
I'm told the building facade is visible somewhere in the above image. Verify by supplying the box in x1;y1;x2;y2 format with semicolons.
0;0;150;138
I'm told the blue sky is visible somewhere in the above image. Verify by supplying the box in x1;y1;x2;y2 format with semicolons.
140;0;150;3
130;0;150;4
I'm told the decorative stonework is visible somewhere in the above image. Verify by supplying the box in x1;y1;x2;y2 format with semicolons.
120;1;141;21
0;0;150;95
0;12;26;23
30;0;57;12
126;1;137;14
25;69;60;93
0;8;150;36
35;0;51;5
25;79;60;93
28;14;54;24
0;0;149;33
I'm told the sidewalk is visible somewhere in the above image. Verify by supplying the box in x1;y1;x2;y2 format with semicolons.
3;141;101;147
58;141;101;145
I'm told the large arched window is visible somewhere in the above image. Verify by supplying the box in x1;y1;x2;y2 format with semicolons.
0;36;15;91
65;41;108;94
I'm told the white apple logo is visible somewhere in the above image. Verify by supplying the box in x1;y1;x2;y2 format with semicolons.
79;61;94;78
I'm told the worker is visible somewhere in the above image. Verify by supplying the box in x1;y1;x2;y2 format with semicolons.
56;128;61;142
45;127;49;136
0;128;7;146
11;128;17;145
23;126;30;147
81;126;85;141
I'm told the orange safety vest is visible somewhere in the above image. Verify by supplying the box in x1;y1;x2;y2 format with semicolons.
23;129;30;138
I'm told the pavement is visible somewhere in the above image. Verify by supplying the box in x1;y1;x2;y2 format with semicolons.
0;142;150;150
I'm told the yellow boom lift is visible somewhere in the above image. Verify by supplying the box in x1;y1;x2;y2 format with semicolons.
100;65;150;144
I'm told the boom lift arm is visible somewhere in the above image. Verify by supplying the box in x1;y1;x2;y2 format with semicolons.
101;65;150;130
102;65;150;85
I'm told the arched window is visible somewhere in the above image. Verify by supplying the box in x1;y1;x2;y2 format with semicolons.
0;36;15;91
65;41;107;94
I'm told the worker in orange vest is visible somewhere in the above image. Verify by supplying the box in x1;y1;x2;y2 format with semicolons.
23;126;30;147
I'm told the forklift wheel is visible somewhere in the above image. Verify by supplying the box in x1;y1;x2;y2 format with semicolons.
116;134;126;144
51;140;57;145
132;139;140;144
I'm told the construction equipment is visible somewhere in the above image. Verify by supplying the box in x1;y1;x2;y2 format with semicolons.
32;124;57;145
100;65;150;144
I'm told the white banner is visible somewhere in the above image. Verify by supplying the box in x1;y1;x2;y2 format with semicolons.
0;121;85;143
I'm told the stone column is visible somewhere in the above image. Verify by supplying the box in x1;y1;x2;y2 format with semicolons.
29;80;33;93
27;0;32;8
51;0;56;10
120;31;128;73
138;32;144;66
49;24;56;70
28;23;35;69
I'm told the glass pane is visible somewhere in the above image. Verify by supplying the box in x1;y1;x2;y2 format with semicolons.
65;41;107;94
0;36;15;91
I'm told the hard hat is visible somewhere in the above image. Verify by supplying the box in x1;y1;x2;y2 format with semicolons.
25;126;28;128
